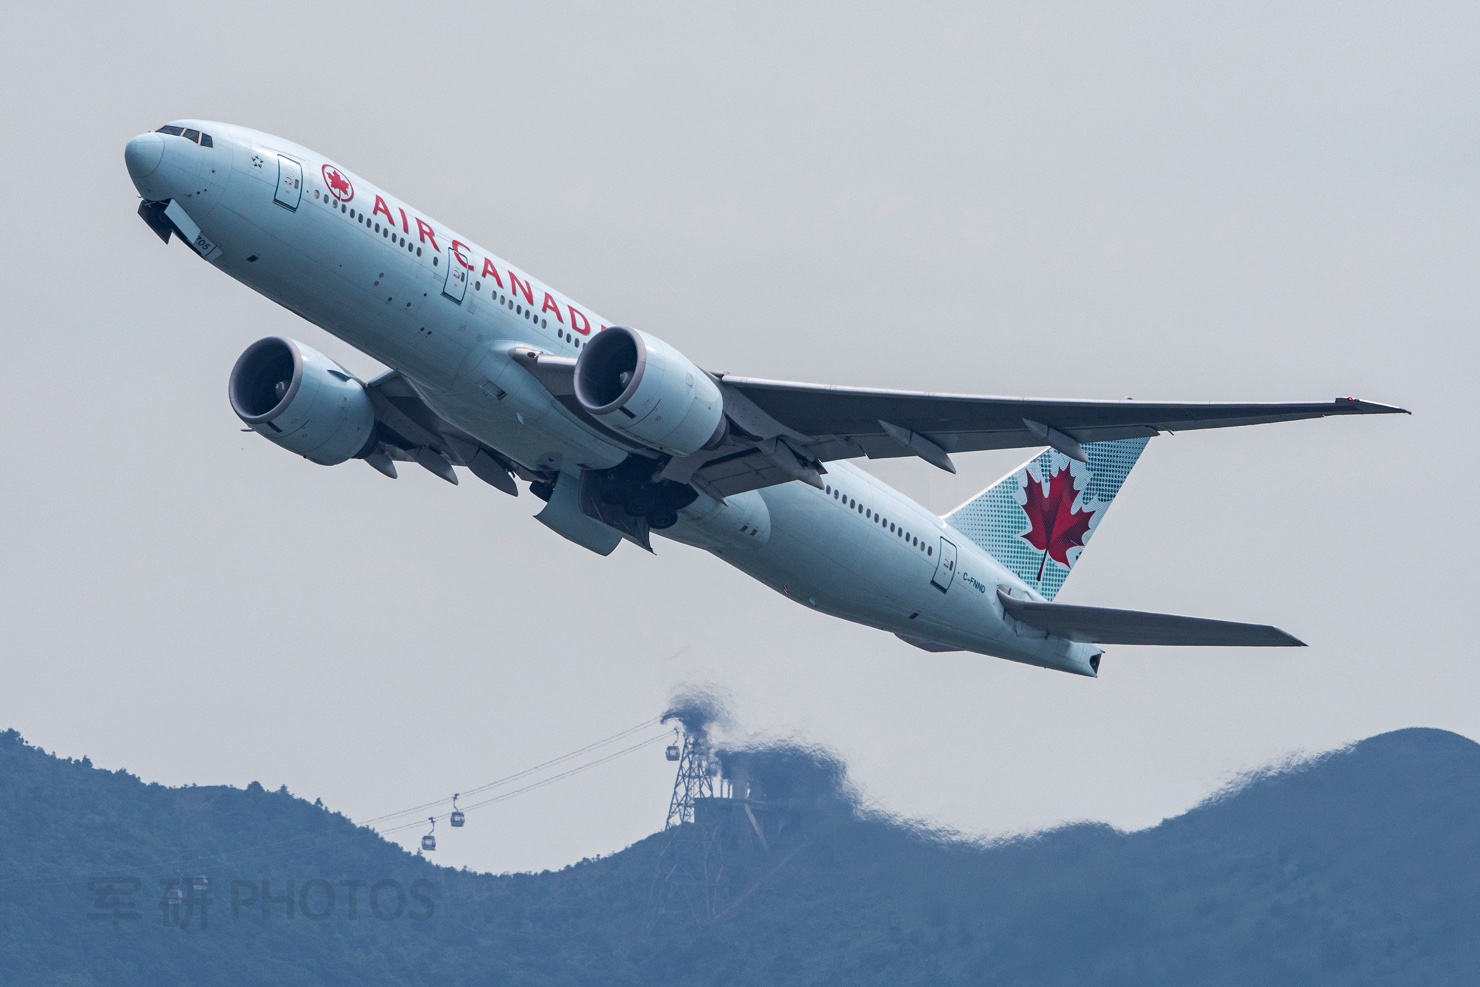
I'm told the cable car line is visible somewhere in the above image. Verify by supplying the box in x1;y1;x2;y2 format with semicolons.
360;717;661;827
0;717;664;892
376;732;670;835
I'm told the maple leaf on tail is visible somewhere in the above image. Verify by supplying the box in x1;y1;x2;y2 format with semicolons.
1020;466;1095;583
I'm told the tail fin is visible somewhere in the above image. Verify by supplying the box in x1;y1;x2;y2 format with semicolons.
943;438;1149;601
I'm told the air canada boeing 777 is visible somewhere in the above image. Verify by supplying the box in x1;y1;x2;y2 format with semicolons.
124;120;1405;677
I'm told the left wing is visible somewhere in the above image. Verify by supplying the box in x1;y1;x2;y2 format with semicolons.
716;375;1405;464
687;377;1405;497
509;350;1407;498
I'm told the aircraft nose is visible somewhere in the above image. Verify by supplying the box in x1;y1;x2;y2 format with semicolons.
124;132;165;188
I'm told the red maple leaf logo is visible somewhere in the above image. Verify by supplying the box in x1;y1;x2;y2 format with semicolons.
322;164;354;202
1020;466;1094;582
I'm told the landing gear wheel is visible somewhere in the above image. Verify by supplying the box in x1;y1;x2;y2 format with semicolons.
647;507;678;530
626;490;656;516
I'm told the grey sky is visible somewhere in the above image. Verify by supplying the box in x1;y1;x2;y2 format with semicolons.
1;2;1471;873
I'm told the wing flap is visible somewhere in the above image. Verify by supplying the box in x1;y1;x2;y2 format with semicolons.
997;590;1305;647
364;371;528;491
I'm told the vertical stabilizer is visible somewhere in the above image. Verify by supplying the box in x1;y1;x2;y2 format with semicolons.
943;438;1149;600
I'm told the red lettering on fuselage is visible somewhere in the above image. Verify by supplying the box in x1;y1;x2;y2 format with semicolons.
508;273;534;306
541;293;564;322
372;196;396;227
480;257;504;287
397;207;409;234
415;218;440;251
568;305;591;335
450;240;474;270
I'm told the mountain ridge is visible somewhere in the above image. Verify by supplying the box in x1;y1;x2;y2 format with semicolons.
1;726;1476;986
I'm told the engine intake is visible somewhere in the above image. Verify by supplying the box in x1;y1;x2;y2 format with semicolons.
574;326;726;458
229;337;375;465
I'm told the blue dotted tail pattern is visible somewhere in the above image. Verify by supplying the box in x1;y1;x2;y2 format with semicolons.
943;438;1150;601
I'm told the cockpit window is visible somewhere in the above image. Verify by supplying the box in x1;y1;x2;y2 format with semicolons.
155;125;214;147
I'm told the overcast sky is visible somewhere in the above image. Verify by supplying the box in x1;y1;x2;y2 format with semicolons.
1;2;1473;873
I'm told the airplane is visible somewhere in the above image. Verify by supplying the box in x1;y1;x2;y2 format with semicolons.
123;120;1406;677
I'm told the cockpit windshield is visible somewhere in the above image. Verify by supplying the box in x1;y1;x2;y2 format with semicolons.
156;125;212;148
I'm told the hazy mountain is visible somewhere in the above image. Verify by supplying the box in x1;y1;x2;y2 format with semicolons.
1;725;1476;986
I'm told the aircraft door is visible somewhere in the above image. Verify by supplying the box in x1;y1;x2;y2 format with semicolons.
442;252;470;303
274;155;303;210
931;537;957;592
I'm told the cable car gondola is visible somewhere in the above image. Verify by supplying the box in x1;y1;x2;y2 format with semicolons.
421;816;437;852
450;793;465;828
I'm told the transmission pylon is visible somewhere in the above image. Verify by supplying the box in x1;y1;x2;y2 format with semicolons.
664;727;721;829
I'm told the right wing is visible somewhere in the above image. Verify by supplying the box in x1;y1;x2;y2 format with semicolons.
362;371;526;495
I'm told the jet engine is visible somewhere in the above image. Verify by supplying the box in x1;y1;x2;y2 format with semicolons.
229;336;376;465
573;327;726;458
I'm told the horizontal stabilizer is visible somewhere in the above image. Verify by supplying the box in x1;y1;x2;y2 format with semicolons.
998;590;1304;647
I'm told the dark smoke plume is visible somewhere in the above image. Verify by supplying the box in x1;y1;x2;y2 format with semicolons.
719;742;861;817
661;685;733;741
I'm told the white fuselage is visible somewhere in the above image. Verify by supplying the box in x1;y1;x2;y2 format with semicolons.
127;120;1101;676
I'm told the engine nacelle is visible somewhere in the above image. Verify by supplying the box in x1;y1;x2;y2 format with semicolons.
573;327;726;457
229;337;375;465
